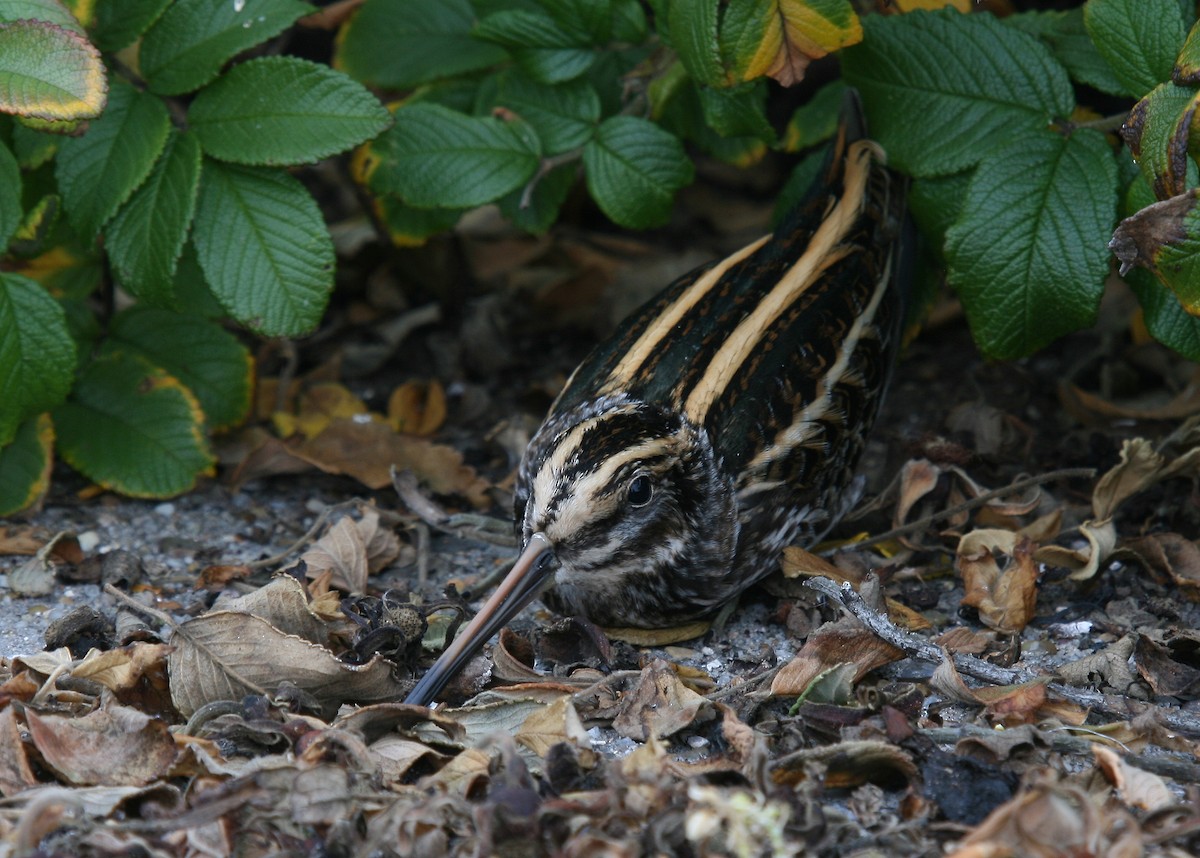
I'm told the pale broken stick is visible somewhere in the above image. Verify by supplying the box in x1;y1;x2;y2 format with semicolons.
804;576;1200;738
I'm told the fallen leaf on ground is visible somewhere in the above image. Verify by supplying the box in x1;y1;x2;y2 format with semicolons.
612;660;713;742
26;703;177;786
387;380;446;436
771;618;903;697
957;532;1039;634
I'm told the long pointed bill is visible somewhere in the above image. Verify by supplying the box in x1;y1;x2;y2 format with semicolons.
404;533;556;707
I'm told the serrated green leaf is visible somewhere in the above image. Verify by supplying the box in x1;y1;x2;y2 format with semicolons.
1110;187;1200;316
668;0;722;86
105;306;253;432
842;8;1074;177
56;79;170;240
9;194;59;256
188;57;391;166
498;161;575;233
1177;18;1200;84
475;9;596;83
335;0;506;89
1123;81;1198;200
107;131;203;304
582;115;693;228
1084;0;1187;97
140;0;314;95
782;79;845;152
11;121;56;167
0;272;75;446
0;20;106;120
170;242;225;318
0;141;19;248
15;243;101;302
719;0;862;86
945;129;1118;359
53;351;214;497
1004;9;1128;96
376;197;464;246
90;0;171;51
1128;267;1200;360
0;0;83;33
697;81;773;142
373;103;540;207
909;170;972;255
491;69;600;154
611;0;647;42
0;412;53;515
192;161;334;336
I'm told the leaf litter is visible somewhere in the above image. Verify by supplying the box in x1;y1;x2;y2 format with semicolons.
6;231;1200;856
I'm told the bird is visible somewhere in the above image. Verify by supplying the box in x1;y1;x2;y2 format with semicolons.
404;90;909;707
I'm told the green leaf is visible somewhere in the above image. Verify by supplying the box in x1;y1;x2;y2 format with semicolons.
9;194;58;257
0;272;75;446
0;20;106;120
909;170;972;255
105;306;253;432
15;242;102;302
1122;81;1198;200
498;162;575;233
11;121;56;167
90;0;171;51
375;197;464;246
55;79;171;240
0;413;53;516
1129;266;1200;360
0;140;19;248
170;242;226;318
668;0;722;86
611;0;647;42
1004;9;1128;96
1176;18;1200;84
782;79;846;152
697;81;774;142
475;9;596;83
192;160;334;336
841;8;1074;177
335;0;506;89
373;103;540;208
582;115;693;228
140;0;314;95
491;69;600;154
945;129;1118;359
188;57;391;166
107;131;203;304
0;0;83;33
540;0;614;43
1084;0;1188;97
718;0;862;86
53;351;214;497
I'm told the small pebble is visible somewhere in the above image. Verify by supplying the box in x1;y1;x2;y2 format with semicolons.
154;503;175;517
77;531;101;552
687;735;709;749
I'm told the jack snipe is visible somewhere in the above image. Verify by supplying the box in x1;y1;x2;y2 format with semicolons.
406;92;909;706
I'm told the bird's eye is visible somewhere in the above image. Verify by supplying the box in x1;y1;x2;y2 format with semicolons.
627;474;653;507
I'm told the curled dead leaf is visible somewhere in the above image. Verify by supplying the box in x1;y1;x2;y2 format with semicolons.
26;704;177;786
956;531;1038;634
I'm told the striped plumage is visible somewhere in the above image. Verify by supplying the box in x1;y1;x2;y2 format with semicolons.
405;93;908;706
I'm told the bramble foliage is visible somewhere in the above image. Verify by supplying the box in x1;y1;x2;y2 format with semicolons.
1;0;1198;513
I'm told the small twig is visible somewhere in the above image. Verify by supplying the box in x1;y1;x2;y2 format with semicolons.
1074;112;1130;133
805;576;1200;738
706;663;785;701
519;149;583;209
835;466;1096;554
103;583;176;628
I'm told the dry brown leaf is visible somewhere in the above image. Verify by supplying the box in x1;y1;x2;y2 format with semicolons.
296;418;491;507
387;380;447;436
612;660;712;742
957;532;1039;634
70;643;171;695
1060;371;1200;423
26;704;177;786
1121;532;1200;597
167;611;406;718
425;747;492;794
272;382;369;439
601;619;712;646
1092;746;1175;812
0;705;38;796
215;575;331;645
770;618;903;697
772;740;918;789
1134;633;1200;699
515;695;589;758
301;515;369;594
947;771;1144;858
1055;635;1140;692
370;735;448;784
